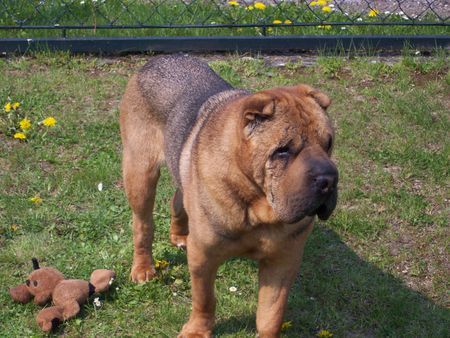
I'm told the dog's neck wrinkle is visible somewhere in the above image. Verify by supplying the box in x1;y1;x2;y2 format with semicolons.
192;157;259;232
198;89;249;122
196;98;276;228
229;140;275;226
183;89;282;230
224;167;279;227
179;89;249;190
205;165;275;229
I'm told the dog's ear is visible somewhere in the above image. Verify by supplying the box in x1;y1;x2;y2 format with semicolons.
242;93;275;121
294;84;331;110
309;90;331;109
241;93;275;136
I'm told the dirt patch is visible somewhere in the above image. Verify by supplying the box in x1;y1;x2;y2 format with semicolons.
0;133;21;152
38;160;54;173
412;69;448;87
260;0;450;17
0;156;11;172
350;223;450;305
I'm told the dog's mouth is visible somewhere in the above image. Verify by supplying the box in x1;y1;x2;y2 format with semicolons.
283;197;336;224
315;203;332;220
301;189;337;221
271;182;338;224
315;189;337;220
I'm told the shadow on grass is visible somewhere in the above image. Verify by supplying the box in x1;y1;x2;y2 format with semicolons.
163;248;188;266
214;224;449;337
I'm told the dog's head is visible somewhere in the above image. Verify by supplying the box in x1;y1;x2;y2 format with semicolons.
237;84;338;224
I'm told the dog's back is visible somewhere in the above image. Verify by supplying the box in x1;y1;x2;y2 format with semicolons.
137;55;232;122
137;55;234;185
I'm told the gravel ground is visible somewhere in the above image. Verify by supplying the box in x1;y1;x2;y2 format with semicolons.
239;0;450;17
329;0;450;17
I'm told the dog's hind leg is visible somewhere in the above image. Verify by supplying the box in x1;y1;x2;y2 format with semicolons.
120;75;164;283
170;188;188;249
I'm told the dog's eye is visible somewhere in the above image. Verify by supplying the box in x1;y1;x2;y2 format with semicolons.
33;280;38;287
272;146;291;160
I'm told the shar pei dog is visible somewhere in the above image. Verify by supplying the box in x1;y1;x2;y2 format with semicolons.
119;55;338;337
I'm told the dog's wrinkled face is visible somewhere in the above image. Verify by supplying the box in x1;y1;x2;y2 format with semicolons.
239;84;338;224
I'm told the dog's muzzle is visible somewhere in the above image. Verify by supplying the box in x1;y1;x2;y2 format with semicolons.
312;167;338;220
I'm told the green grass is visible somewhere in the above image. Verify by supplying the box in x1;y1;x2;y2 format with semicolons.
0;0;448;38
0;52;449;337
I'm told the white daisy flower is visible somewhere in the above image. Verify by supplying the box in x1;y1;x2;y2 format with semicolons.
93;297;102;307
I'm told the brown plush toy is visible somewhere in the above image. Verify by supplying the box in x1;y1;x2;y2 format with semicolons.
9;258;115;332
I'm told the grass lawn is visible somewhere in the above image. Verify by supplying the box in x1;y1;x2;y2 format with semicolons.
0;52;449;337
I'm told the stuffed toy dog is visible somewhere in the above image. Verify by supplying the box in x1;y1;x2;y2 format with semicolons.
9;258;115;332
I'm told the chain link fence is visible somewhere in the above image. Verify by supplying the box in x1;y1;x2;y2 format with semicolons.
0;1;448;53
1;1;448;34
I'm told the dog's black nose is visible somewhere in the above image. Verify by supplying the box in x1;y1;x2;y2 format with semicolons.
314;174;337;195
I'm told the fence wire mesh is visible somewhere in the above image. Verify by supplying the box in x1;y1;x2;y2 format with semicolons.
0;0;448;35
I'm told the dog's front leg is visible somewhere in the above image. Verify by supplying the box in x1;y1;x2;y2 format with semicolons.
178;236;222;338
256;223;313;338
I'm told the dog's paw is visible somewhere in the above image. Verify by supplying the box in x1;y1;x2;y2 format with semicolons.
177;319;213;338
170;233;187;250
177;329;212;338
130;263;156;283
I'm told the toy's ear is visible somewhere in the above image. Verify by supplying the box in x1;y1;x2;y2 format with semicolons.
90;269;116;293
10;284;33;304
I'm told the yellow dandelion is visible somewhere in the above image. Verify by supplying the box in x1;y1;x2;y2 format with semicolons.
4;102;12;112
317;329;334;338
13;132;26;140
12;102;20;110
284;19;293;24
42;116;57;127
267;27;273;33
318;25;332;30
322;6;332;13
11;224;20;231
310;1;318;6
228;1;239;6
246;5;254;10
316;0;327;6
273;19;282;24
281;321;292;331
30;196;43;204
19;118;31;131
368;9;379;17
155;259;170;270
254;2;266;10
